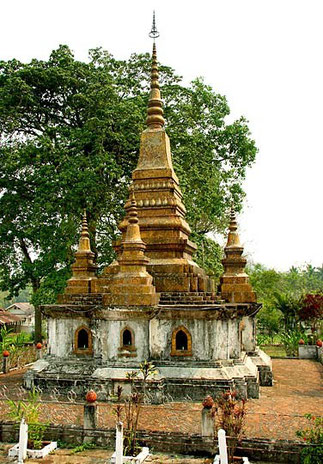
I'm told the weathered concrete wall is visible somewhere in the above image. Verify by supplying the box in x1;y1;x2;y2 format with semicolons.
241;316;256;353
48;317;150;362
102;320;149;362
150;318;242;361
47;318;85;357
47;313;250;362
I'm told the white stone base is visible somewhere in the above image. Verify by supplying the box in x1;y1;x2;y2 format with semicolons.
8;441;57;459
110;446;150;463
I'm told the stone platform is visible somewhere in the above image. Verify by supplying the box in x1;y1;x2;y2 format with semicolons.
24;348;271;402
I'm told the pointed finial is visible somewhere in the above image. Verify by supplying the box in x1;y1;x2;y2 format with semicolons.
226;205;240;248
128;190;139;225
229;205;238;231
149;11;160;40
81;209;89;237
146;12;165;129
78;209;91;252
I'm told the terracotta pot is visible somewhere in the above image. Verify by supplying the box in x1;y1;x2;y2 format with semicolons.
85;390;97;403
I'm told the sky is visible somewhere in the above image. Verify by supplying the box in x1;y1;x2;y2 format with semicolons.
1;0;322;271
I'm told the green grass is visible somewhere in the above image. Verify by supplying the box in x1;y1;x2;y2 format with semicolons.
261;344;287;357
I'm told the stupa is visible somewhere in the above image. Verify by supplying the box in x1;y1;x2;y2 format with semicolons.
25;18;272;400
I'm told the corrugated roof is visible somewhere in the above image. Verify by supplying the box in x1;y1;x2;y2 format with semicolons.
0;309;22;324
6;302;34;315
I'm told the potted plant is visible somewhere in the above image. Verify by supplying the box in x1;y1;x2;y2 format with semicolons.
212;390;248;464
7;388;57;459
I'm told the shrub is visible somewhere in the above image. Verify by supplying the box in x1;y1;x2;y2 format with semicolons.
296;414;323;464
212;390;247;464
7;389;48;449
114;360;158;456
280;329;306;357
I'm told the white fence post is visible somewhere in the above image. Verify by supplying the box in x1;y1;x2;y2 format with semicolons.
18;418;28;463
115;421;123;464
218;429;228;464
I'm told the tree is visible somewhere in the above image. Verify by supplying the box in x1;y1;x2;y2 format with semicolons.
248;264;323;336
0;46;258;340
299;293;323;334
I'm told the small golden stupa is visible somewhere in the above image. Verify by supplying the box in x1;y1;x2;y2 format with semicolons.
219;208;256;303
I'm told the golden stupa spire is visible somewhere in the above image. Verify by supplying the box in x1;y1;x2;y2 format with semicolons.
125;189;142;243
103;190;160;307
104;12;215;297
219;205;256;303
57;210;98;301
77;209;92;253
146;12;165;129
225;206;241;249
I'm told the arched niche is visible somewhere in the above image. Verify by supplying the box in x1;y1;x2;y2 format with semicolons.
74;325;93;355
119;326;137;357
171;326;192;357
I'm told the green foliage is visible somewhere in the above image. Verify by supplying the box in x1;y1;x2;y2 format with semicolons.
296;414;323;464
212;390;247;464
192;234;223;280
7;389;48;449
248;264;323;337
71;442;96;454
280;329;306;357
0;324;13;350
0;45;257;312
272;292;301;331
115;361;158;456
0;288;31;309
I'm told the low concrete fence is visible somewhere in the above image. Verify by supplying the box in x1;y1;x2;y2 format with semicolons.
0;420;307;463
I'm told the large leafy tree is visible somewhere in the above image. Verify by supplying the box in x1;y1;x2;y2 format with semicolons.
248;263;323;337
0;46;257;340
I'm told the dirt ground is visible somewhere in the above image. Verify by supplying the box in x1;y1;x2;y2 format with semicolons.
0;444;213;463
0;359;322;441
0;444;278;463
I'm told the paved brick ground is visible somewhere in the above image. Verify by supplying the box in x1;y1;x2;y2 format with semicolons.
0;359;322;441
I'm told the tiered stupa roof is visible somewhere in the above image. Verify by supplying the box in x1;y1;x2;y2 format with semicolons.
59;36;256;308
113;41;214;296
219;208;256;303
58;211;97;301
103;191;159;307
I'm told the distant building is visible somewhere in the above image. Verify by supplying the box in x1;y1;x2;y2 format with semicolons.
0;308;22;332
5;303;34;333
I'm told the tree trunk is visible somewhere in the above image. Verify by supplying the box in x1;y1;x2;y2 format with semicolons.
18;238;42;343
32;281;42;343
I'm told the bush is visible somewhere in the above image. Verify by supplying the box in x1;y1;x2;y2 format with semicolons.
212;391;247;464
7;389;48;450
280;329;306;357
296;414;323;464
